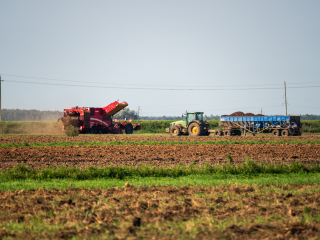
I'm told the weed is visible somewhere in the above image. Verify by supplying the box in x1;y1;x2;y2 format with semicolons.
226;154;233;164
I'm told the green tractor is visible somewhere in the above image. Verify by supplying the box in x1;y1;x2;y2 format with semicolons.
166;112;211;136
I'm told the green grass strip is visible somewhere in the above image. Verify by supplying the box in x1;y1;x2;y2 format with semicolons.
1;159;320;181
2;173;320;191
1;139;320;148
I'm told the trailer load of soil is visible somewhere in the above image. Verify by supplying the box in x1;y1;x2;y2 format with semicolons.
228;112;264;117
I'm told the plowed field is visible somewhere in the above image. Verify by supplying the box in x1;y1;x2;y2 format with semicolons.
1;143;320;170
0;135;319;144
1;184;320;239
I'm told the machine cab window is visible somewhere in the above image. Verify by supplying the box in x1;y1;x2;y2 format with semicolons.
187;113;195;123
196;113;203;121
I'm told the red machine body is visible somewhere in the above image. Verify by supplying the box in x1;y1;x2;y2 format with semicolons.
60;101;141;134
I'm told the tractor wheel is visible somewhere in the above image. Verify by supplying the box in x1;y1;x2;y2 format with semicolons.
224;130;231;136
188;123;202;136
125;123;134;134
170;125;181;136
281;129;289;136
272;129;280;136
204;131;210;136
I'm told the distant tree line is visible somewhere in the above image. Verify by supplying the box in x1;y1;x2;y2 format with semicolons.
139;114;220;120
113;108;139;120
300;114;320;120
2;109;320;121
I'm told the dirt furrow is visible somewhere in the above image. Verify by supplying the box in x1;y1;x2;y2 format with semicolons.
1;144;320;170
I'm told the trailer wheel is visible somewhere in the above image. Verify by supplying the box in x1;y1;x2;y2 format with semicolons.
170;125;181;136
213;130;220;136
281;129;289;136
272;129;280;136
224;130;231;136
125;123;134;134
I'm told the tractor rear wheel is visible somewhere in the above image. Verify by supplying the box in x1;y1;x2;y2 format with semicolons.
204;131;210;136
125;123;134;134
188;123;202;136
170;125;181;136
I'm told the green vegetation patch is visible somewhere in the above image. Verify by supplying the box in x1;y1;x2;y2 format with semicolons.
1;173;320;191
1;139;320;148
1;159;320;181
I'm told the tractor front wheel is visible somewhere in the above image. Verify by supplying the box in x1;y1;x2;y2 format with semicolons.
170;125;181;136
188;123;202;136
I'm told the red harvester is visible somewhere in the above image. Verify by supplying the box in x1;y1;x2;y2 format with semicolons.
59;101;141;134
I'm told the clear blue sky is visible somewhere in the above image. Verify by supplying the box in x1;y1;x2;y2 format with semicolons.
1;0;319;116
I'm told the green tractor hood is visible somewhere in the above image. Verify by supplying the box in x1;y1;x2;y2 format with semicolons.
170;120;187;127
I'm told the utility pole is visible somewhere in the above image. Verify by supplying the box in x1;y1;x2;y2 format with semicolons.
0;75;2;122
261;108;262;115
284;81;287;116
137;106;140;120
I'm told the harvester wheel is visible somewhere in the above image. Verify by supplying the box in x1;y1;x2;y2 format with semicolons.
188;123;202;136
125;123;134;134
272;129;280;136
281;129;289;136
170;125;181;136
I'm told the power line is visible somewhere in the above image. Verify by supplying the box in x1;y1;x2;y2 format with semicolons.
141;105;282;114
4;79;320;91
2;73;320;88
133;97;284;108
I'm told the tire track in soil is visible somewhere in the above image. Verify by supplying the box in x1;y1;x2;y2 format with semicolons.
1;144;320;170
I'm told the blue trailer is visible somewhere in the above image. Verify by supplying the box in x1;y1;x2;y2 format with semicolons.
212;115;302;136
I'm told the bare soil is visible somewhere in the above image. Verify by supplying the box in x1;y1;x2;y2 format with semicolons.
1;143;320;170
0;135;319;144
1;185;319;239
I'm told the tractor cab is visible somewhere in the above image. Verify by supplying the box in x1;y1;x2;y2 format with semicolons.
186;112;204;125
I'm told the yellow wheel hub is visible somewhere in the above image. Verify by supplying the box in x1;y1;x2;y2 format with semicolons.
192;126;198;134
173;129;178;135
